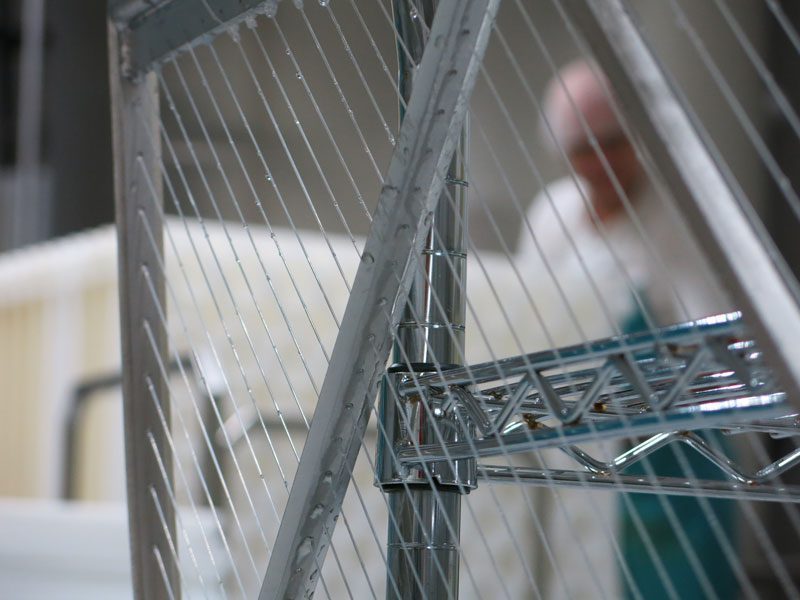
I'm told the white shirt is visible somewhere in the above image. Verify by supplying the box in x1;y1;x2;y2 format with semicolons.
515;176;730;349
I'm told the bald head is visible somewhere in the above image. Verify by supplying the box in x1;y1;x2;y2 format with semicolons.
542;60;643;222
542;60;621;154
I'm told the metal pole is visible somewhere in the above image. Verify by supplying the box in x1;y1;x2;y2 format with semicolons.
380;2;472;597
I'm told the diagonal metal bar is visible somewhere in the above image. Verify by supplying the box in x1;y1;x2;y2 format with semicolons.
397;394;787;463
564;0;800;408
531;361;617;425
612;354;659;408
654;346;711;410
399;312;745;392
259;1;500;597
492;375;532;433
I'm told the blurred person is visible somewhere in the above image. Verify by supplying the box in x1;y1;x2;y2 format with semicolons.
517;60;736;600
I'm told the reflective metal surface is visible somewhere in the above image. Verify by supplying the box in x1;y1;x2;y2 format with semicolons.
396;393;787;462
387;488;462;599
379;1;476;597
478;465;800;503
377;372;478;489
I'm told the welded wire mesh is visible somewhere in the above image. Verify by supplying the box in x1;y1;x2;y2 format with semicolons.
110;0;800;598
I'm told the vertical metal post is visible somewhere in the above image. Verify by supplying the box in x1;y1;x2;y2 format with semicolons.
381;2;471;597
108;22;179;600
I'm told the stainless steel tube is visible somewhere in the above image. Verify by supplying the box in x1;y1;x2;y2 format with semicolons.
381;1;470;598
387;489;462;598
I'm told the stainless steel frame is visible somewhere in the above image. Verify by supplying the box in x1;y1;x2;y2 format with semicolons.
109;0;273;77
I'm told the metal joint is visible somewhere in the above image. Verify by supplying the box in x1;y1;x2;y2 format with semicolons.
377;371;477;491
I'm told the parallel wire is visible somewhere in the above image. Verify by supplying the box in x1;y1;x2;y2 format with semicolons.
554;0;800;585
273;6;529;593
139;86;345;598
198;36;398;598
537;1;800;596
659;0;800;588
765;0;800;56
368;3;656;596
331;4;606;596
146;427;211;600
137;138;272;584
153;545;178;600
160;64;353;597
122;1;800;598
143;321;234;598
295;11;385;179
155;7;454;596
180;14;432;597
211;28;435;596
316;2;796;596
138;166;250;596
158;72;288;532
384;3;760;596
250;6;515;597
214;29;413;597
130;2;620;596
362;5;617;596
671;0;800;227
502;4;761;595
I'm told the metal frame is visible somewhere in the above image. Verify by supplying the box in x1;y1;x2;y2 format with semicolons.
384;312;799;503
376;2;474;597
108;22;177;600
106;0;800;598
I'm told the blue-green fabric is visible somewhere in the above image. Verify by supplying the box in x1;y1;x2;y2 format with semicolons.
619;304;739;600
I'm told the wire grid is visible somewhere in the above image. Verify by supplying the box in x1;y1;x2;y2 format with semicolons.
117;0;800;598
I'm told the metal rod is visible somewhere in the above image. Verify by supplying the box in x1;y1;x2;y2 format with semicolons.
380;1;473;597
108;22;178;600
387;488;463;597
397;394;787;463
259;2;499;597
478;465;800;504
400;311;745;392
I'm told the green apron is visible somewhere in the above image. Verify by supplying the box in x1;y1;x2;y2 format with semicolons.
619;306;738;600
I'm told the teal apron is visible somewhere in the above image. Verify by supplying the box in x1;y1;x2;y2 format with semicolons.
619;305;738;600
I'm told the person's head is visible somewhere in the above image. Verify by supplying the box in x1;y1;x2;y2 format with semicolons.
542;60;641;221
